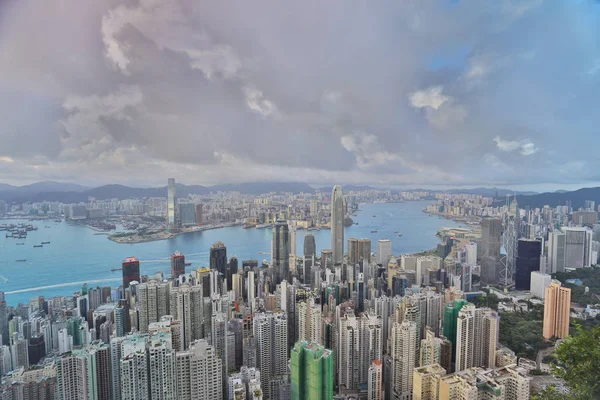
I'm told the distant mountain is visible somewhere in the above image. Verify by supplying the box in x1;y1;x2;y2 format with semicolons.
445;187;537;197
0;181;315;203
316;185;376;192
514;187;600;209
0;183;15;191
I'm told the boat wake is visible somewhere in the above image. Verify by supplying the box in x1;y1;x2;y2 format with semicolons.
5;278;121;295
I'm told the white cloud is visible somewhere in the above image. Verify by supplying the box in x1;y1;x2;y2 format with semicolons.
243;86;278;117
493;136;538;156
0;156;14;163
409;86;449;110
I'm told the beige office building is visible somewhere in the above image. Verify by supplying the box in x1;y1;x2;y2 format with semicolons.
543;281;571;339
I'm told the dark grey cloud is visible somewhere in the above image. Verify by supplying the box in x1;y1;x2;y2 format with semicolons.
0;0;599;188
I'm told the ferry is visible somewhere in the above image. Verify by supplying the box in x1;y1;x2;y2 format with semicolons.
370;230;378;233
16;259;27;262
255;223;271;229
33;245;43;248
41;241;51;244
398;233;403;237
184;262;192;267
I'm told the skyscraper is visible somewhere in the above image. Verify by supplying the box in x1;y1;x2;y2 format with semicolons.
481;217;502;285
195;203;203;226
290;341;334;400
253;312;288;399
176;339;222;400
367;359;383;400
148;333;176;400
210;241;228;286
543;281;571;339
273;220;290;285
563;227;594;269
122;257;140;289
349;238;372;267
390;321;417;400
376;239;391;266
167;178;177;231
515;239;542;290
170;251;186;280
330;185;344;265
120;335;149;400
303;234;316;286
178;203;196;226
548;231;566;274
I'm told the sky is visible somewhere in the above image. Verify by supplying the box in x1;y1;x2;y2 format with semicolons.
0;0;599;191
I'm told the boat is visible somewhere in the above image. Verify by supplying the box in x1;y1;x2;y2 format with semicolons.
255;223;271;229
398;233;403;237
372;215;376;217
33;245;43;248
16;259;27;262
370;230;378;233
41;241;50;244
184;262;192;267
16;243;25;245
54;219;62;223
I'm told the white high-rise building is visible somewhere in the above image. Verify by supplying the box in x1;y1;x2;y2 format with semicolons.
253;312;288;399
176;339;223;400
530;271;552;299
456;305;499;372
172;283;203;349
56;353;87;400
148;332;176;400
390;321;417;400
368;359;383;400
331;185;345;265
297;297;322;344
547;231;566;273
377;240;392;266
562;227;593;269
248;271;256;313
138;280;170;333
420;328;442;367
110;336;126;400
120;334;150;400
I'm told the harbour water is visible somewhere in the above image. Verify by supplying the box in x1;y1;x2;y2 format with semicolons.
0;201;462;305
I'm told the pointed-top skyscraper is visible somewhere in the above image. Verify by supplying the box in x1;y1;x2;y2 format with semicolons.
331;185;344;266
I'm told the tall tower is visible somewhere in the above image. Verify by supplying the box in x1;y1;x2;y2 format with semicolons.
253;312;288;399
122;257;140;289
175;339;223;400
210;241;228;288
273;220;290;285
167;178;178;231
148;333;176;400
543;281;571;339
171;251;185;280
290;341;334;400
303;234;316;286
367;359;383;400
389;321;417;400
331;185;344;266
500;195;519;286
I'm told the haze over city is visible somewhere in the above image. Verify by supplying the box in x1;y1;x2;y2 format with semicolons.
0;1;599;191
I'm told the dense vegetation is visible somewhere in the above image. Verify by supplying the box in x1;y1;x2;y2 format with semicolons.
498;306;550;359
553;267;600;306
534;325;600;400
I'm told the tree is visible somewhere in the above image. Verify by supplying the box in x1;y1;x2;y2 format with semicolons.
552;324;600;399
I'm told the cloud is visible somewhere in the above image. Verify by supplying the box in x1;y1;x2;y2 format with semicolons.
493;136;538;156
0;0;596;189
588;59;600;76
0;156;14;163
409;86;449;110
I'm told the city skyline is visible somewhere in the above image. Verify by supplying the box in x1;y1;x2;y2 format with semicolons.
1;2;599;190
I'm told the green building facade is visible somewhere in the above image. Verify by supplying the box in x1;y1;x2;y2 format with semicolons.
443;299;469;360
290;340;334;400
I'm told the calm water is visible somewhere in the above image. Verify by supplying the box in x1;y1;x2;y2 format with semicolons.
0;201;461;305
